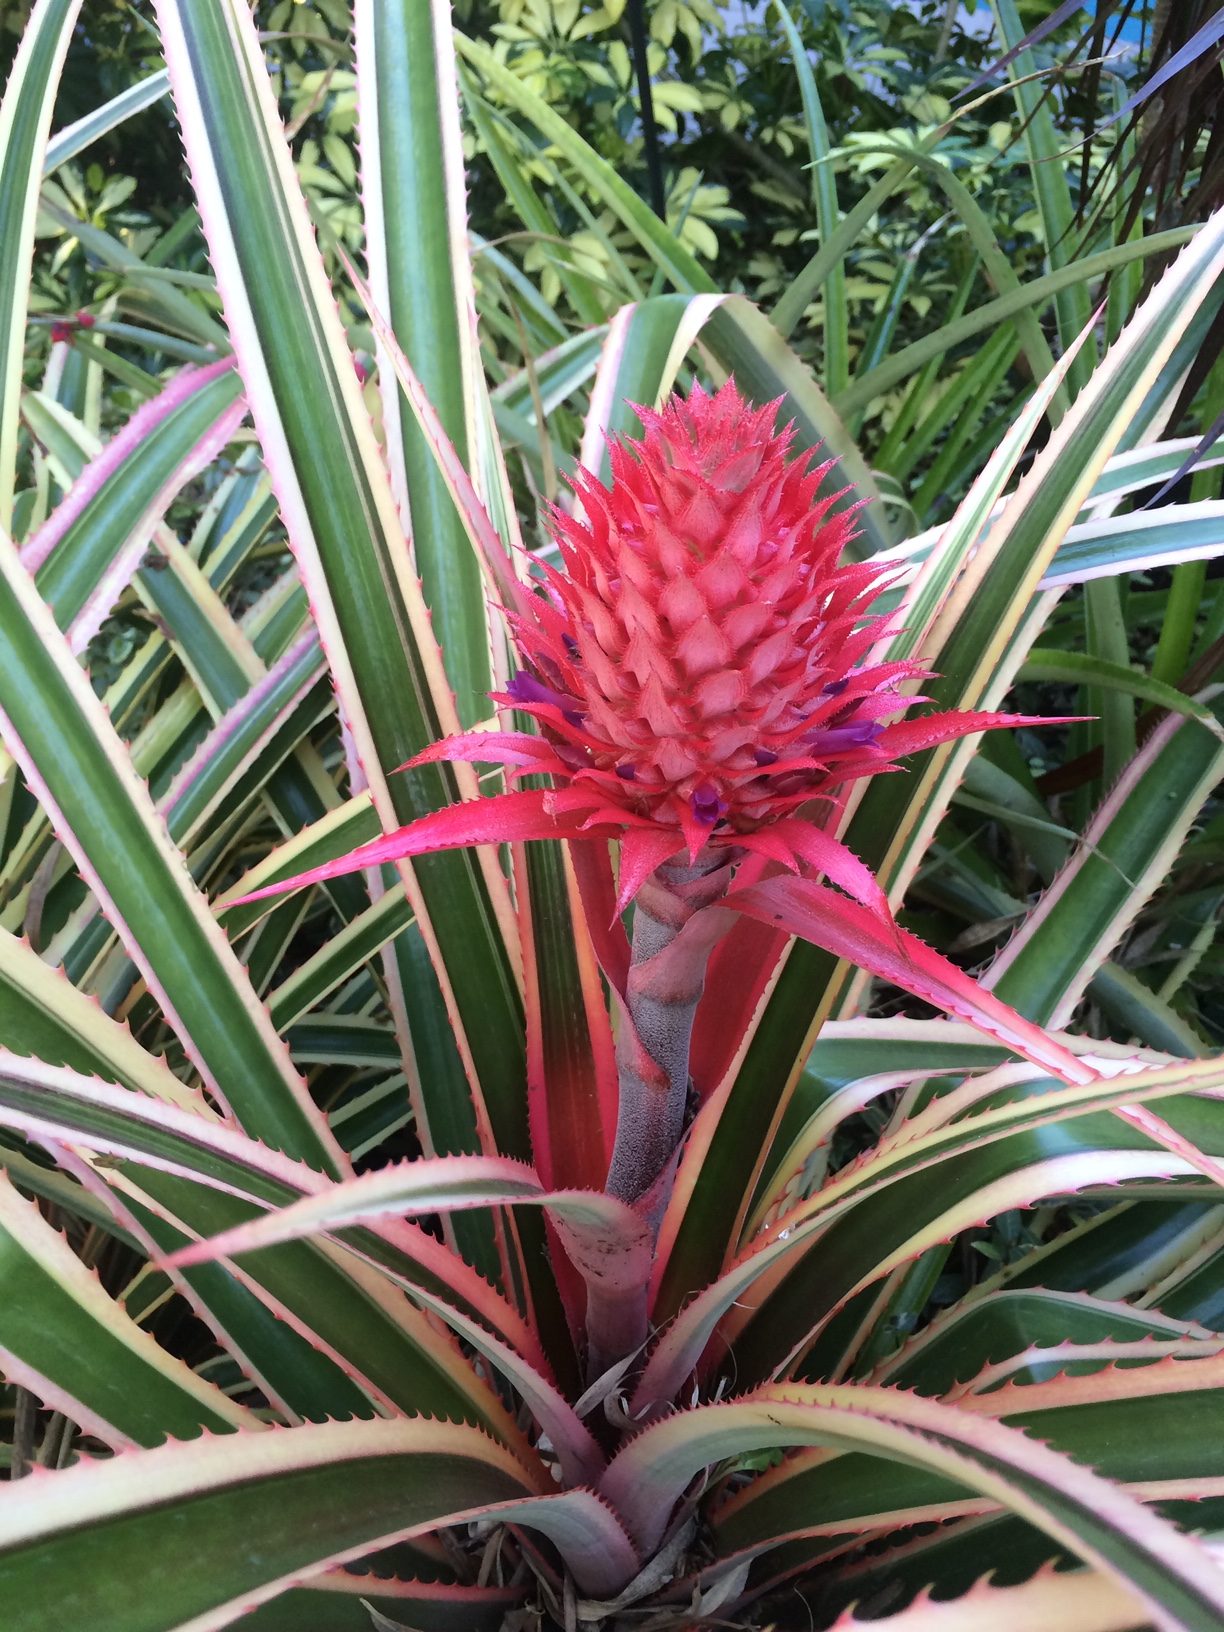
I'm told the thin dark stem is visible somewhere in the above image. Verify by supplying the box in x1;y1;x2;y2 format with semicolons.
626;0;667;220
11;1387;35;1479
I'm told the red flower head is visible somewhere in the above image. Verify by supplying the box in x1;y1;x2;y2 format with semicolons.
241;382;1051;916
500;384;908;852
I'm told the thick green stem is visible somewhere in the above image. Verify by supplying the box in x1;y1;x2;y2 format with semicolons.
584;849;734;1381
605;849;735;1215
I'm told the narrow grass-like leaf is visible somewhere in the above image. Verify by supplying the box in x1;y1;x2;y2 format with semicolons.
245;1574;522;1632
492;327;606;422
265;886;412;1031
831;214;1224;1005
833;231;1190;421
463;96;608;327
36;201;226;349
0;1051;546;1376
712;1350;1224;1588
639;1054;1224;1409
0;522;344;1171
773;0;846;395
0;1417;645;1626
600;1385;1224;1629
342;251;527;619
0;0;83;525
774;137;1061;403
988;0;1094;387
0;1171;253;1446
43;69;171;174
161;1155;653;1354
1042;501;1224;586
455;31;713;297
896;310;1096;663
23;363;244;650
986;702;1224;1024
872;1287;1214;1393
154;0;528;1173
356;0;490;728
0;930;201;1106
1019;649;1224;735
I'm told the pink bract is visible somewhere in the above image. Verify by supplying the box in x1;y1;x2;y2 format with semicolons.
412;384;1041;882
238;381;1056;915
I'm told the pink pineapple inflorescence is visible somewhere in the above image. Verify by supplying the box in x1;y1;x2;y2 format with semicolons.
405;379;1040;914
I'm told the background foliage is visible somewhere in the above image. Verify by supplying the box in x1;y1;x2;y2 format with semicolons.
3;0;1224;1629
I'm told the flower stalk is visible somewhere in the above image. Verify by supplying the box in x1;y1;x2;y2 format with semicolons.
606;849;735;1213
580;851;735;1377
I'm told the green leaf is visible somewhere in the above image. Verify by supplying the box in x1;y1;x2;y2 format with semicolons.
0;930;202;1103
241;1576;521;1632
26;363;244;647
601;1384;1224;1629
772;0;846;395
0;522;345;1173
1019;649;1224;738
455;31;714;297
0;0;83;526
0;1418;646;1629
878;1288;1216;1394
357;0;491;728
988;0;1094;390
832;231;1192;423
155;0;528;1171
0;1051;543;1435
713;1351;1224;1616
643;1053;1224;1408
44;70;171;175
36;200;226;349
986;700;1224;1025
1043;500;1224;587
0;1171;251;1445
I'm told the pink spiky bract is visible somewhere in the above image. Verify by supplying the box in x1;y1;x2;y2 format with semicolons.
511;381;886;833
238;379;1069;917
477;382;919;853
401;382;1060;888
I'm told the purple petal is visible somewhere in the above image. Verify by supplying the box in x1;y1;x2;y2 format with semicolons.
806;720;885;755
507;669;585;726
690;781;727;826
